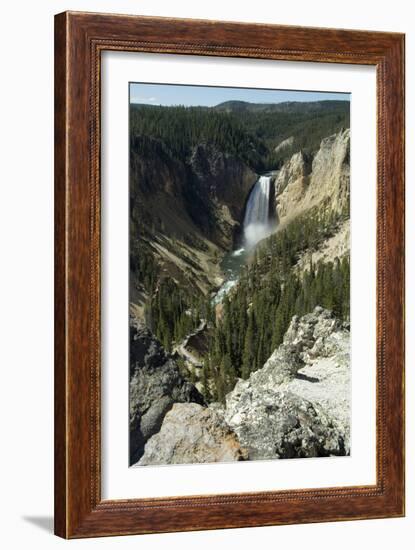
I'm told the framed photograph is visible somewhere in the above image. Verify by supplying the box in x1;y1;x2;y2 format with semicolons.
54;11;405;538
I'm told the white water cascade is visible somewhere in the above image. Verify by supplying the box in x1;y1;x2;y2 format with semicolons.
243;175;273;248
212;175;274;304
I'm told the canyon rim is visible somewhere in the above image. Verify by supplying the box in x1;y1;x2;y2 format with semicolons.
128;83;351;467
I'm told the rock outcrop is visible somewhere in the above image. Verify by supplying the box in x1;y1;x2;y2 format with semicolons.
137;403;248;466
295;221;350;273
129;319;205;465
224;307;350;459
274;151;312;199
133;308;350;466
275;129;350;224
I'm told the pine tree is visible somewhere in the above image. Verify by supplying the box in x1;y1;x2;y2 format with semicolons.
222;354;236;394
215;366;225;403
201;356;212;401
241;310;256;379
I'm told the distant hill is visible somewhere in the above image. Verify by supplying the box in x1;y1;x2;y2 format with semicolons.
212;99;349;114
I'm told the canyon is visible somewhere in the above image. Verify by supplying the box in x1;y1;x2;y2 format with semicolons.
129;99;351;465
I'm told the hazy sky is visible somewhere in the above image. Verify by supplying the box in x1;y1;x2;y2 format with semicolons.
130;82;350;107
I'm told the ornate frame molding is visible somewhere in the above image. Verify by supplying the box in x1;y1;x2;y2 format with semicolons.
55;11;405;538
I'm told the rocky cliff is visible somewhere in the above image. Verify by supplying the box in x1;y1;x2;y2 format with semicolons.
225;307;350;459
275;129;350;225
132;307;350;466
129;318;205;465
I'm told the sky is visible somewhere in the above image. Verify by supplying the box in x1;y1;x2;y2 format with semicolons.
130;82;350;107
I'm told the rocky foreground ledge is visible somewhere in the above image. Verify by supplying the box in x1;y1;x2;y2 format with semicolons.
224;307;350;460
130;307;350;466
129;319;204;465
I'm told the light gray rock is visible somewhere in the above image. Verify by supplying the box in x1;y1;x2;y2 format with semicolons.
274;151;311;197
250;306;347;387
225;307;350;459
136;403;248;466
225;385;346;459
309;129;350;214
284;306;348;363
275;129;350;224
129;319;204;465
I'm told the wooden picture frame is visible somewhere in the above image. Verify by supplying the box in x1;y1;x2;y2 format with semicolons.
54;11;405;538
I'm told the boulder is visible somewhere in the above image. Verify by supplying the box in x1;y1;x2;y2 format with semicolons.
136;403;248;466
225;385;346;459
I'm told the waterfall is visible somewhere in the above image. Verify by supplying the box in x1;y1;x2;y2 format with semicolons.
212;175;274;304
243;175;273;248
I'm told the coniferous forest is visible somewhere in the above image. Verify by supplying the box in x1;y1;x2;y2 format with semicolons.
130;100;349;172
